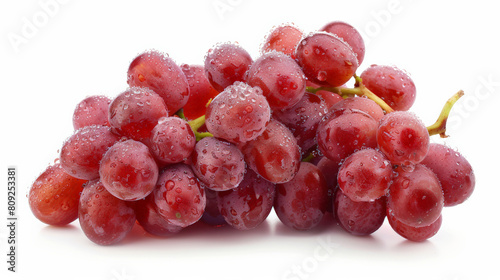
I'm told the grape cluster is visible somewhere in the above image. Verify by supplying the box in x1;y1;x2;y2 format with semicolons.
29;21;475;245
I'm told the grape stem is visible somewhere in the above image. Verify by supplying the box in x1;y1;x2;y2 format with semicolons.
426;90;464;138
305;75;465;138
175;108;186;120
301;153;315;163
306;75;395;113
188;115;214;141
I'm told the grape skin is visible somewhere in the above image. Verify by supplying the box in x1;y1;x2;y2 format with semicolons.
421;143;475;207
334;188;386;236
154;163;206;228
29;163;86;226
337;148;392;202
191;137;246;191
60;125;120;180
275;162;328;230
99;139;159;201
273;92;328;154
78;180;136;246
239;119;301;184
149;117;196;164
201;188;227;226
72;95;111;130
330;96;384;121
387;211;442;242
261;24;303;58
317;109;378;162
246;51;306;110
320;21;366;65
204;43;253;92
181;64;219;120
295;32;359;87
306;81;345;109
133;193;183;237
205;82;271;144
216;169;275;230
377;111;430;167
127;50;190;114
315;89;343;109
360;65;416;111
108;87;169;141
316;157;342;214
387;165;444;228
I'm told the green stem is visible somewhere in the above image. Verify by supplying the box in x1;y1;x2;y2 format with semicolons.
307;86;333;94
426;90;464;138
301;153;315;163
307;85;358;96
307;86;394;113
174;108;186;120
188;115;206;132
358;83;395;113
187;115;214;141
195;132;214;141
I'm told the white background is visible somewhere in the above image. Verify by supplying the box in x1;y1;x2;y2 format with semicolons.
1;0;499;279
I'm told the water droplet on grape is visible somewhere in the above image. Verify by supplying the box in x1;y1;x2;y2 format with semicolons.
166;180;175;191
348;220;355;228
317;71;327;81
401;179;410;189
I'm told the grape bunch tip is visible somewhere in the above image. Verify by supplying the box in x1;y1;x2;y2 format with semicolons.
29;20;475;245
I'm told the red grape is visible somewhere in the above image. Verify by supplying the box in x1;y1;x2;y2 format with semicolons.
72;95;111;130
295;32;358;87
261;24;303;58
334;189;386;236
60;125;120;180
317;109;378;162
360;65;416;111
216;169;275;230
108;87;168;141
377;111;430;167
127;50;189;114
421;143;475;206
99;139;159;201
246;51;306;110
273;92;328;154
27;19;476;246
315;90;343;109
316;156;342;213
337;148;392;202
239;119;301;184
275;162;328;230
181;64;219;120
29;163;86;226
388;165;444;227
330;96;384;121
133;193;183;237
154;163;206;227
320;21;366;65
387;211;442;242
316;157;341;190
205;82;271;144
191;137;245;191
149;117;196;164
305;81;345;109
79;180;136;245
201;189;227;226
204;43;253;92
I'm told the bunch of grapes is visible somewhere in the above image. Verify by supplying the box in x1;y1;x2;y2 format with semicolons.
29;21;475;245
